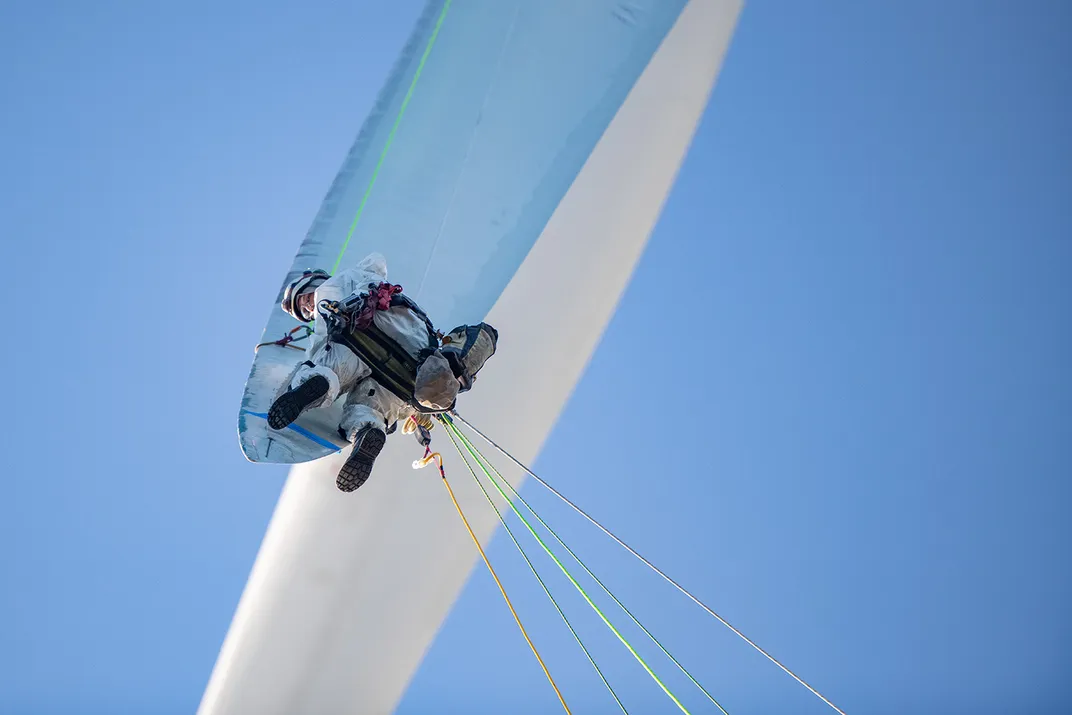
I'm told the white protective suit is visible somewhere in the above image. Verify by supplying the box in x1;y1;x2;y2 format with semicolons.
288;253;431;441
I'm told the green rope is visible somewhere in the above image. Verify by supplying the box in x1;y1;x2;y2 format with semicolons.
441;418;693;715
448;420;730;714
330;0;453;275
443;427;629;715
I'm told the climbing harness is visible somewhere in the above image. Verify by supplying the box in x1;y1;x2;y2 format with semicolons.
316;283;444;414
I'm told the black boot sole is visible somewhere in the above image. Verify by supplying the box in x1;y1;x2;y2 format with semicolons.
337;428;386;493
268;375;329;430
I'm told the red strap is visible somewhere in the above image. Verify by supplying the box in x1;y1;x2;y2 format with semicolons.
356;282;403;329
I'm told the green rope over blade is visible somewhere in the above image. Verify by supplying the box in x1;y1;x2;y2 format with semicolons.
443;427;629;715
331;0;453;274
448;421;730;715
441;417;693;715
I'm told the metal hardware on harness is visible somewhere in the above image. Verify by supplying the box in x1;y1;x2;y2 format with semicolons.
318;289;450;415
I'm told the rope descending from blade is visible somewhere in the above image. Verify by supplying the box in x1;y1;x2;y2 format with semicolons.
448;419;729;715
443;425;629;715
441;416;694;715
429;449;571;714
448;410;848;715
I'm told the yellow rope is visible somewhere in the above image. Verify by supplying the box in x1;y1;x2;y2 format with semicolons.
440;469;571;714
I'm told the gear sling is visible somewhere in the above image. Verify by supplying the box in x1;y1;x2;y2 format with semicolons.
319;283;497;415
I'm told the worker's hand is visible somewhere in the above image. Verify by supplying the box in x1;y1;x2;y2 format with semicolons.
402;413;436;434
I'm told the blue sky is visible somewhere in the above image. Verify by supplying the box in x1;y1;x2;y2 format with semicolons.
2;1;1070;714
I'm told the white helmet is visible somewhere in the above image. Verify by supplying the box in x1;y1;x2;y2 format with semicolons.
281;269;329;321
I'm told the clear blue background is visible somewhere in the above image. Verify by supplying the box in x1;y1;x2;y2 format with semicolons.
1;1;1069;713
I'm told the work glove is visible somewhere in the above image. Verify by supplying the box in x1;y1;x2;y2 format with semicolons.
403;413;436;447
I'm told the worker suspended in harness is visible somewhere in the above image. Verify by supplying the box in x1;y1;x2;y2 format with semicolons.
268;253;497;492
